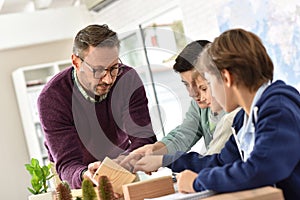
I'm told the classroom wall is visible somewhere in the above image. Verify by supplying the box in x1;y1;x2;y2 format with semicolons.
0;1;182;199
1;0;299;199
0;6;92;200
0;39;73;199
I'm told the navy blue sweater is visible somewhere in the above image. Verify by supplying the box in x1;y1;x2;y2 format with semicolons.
163;80;300;200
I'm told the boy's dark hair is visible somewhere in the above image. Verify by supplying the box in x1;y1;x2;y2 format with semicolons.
173;40;211;73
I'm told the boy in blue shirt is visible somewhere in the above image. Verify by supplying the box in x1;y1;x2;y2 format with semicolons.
133;28;300;200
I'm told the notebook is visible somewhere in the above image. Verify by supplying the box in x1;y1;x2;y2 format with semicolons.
144;190;216;200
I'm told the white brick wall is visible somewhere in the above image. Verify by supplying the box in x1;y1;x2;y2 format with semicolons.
179;0;221;41
92;0;179;33
92;0;225;42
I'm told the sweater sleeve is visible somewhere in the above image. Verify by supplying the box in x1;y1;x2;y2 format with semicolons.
38;88;88;189
194;98;300;195
163;134;241;173
160;101;205;154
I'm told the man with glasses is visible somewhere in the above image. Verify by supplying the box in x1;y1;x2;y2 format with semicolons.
37;24;157;189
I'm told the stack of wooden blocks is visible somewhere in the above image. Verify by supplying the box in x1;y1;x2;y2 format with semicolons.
93;157;175;200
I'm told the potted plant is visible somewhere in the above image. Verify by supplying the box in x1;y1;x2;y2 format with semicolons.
25;158;55;200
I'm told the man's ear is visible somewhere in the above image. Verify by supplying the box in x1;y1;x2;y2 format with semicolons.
72;54;80;71
221;69;233;87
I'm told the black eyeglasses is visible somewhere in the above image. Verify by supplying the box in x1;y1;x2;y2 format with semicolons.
77;55;123;79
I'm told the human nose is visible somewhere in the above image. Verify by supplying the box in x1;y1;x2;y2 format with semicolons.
198;90;203;99
100;71;113;84
189;85;199;98
200;94;206;101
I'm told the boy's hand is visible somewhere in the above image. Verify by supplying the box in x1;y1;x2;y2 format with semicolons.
133;155;163;173
176;170;197;193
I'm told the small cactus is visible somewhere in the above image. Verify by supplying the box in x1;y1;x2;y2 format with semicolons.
56;180;72;200
97;176;115;200
82;179;97;200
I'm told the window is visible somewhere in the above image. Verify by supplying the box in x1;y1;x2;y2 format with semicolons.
119;8;191;139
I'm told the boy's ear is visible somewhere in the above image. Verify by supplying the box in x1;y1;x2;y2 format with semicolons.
72;54;80;71
221;69;233;87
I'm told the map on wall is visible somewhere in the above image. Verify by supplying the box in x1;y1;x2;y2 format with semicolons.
216;0;300;91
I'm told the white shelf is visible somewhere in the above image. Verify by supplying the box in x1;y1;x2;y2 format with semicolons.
12;60;72;165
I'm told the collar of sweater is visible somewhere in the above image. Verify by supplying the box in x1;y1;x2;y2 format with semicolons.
72;68;107;103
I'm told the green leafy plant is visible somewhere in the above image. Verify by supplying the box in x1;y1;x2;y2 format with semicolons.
97;176;115;200
56;180;73;200
25;158;54;195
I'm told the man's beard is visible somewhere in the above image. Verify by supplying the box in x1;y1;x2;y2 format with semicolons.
94;83;111;99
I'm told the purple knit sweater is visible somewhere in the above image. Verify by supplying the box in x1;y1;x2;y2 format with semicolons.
37;65;157;189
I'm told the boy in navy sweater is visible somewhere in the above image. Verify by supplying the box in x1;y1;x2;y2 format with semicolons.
133;28;300;200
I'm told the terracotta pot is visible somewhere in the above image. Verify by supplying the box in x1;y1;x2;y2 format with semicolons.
28;191;55;200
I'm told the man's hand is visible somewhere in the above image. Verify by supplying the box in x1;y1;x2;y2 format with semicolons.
118;144;157;171
113;154;126;164
133;142;167;155
176;170;197;193
82;161;101;186
119;142;167;170
113;154;142;172
117;153;142;172
132;155;163;173
132;143;157;155
82;161;123;199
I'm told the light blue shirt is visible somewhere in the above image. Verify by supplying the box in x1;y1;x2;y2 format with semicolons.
237;82;270;161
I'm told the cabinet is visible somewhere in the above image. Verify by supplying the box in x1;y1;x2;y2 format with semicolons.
12;60;72;165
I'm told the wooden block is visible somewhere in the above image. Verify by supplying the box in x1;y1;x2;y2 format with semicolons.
71;188;83;198
71;188;97;199
122;176;175;200
202;186;284;200
93;157;136;195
